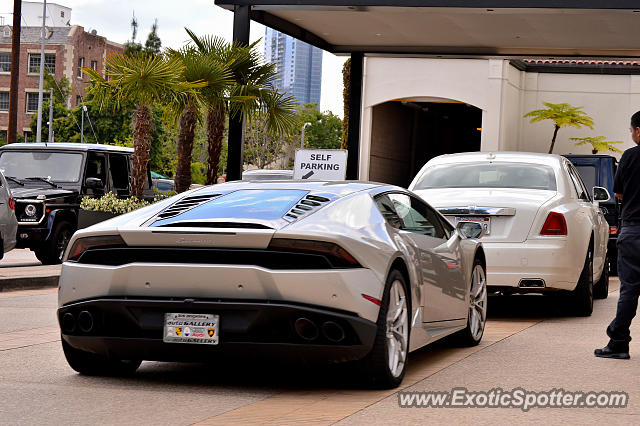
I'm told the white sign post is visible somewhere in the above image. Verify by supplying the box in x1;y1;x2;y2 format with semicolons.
293;149;348;180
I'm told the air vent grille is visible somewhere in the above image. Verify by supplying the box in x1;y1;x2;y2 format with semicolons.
157;194;219;220
285;194;331;220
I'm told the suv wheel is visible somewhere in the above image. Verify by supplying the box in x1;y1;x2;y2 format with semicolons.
36;221;74;265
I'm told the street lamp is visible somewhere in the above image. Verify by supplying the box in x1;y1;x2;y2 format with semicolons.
301;122;311;148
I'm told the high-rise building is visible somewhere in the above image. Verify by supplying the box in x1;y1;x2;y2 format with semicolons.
264;28;322;109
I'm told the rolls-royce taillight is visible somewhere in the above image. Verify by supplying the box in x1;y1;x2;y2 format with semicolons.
540;212;567;236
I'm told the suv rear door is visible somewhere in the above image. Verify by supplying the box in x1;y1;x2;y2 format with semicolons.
108;153;130;197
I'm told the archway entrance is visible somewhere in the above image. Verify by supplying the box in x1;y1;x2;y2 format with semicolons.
369;100;482;187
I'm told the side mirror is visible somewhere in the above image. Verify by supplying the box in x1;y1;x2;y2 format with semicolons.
85;177;104;189
593;186;611;202
456;221;486;239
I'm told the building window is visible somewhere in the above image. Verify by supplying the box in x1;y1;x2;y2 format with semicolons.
0;130;7;143
23;131;32;142
77;57;84;78
0;52;10;73
61;11;65;18
25;92;50;113
90;60;98;70
28;53;56;74
0;92;8;112
76;95;82;106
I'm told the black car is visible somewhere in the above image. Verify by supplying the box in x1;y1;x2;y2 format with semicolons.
0;143;153;264
564;154;619;274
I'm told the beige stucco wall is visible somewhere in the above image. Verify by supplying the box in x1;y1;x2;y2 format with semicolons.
360;56;639;180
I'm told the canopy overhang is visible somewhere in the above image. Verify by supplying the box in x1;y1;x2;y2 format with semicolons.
215;1;640;58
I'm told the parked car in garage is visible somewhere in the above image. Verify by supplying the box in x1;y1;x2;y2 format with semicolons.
58;181;486;388
0;143;154;264
563;154;619;275
410;152;610;315
0;170;17;258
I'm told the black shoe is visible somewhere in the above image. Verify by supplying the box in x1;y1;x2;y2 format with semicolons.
594;345;630;359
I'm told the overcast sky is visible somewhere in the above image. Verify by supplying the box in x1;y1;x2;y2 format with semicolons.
5;0;347;116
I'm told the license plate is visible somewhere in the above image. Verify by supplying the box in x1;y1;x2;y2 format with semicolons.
455;216;491;235
163;313;219;345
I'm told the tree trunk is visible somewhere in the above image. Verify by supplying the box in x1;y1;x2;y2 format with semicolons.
341;58;351;150
548;125;560;154
131;104;153;199
174;104;197;193
206;105;226;185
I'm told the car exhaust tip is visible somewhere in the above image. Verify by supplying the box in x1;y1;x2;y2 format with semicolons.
321;321;345;343
519;279;546;288
62;312;76;333
294;318;319;341
77;310;94;333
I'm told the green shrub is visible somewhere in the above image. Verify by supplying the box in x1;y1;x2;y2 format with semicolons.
80;192;150;214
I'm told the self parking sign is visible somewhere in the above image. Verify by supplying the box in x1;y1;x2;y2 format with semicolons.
293;149;348;180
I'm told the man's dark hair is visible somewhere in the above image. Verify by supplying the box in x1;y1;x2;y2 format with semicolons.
632;111;640;129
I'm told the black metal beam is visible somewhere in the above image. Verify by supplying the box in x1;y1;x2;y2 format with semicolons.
250;10;332;52
227;5;251;182
215;0;640;10
8;0;21;143
346;53;363;180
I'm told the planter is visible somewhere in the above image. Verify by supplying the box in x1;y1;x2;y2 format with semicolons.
78;209;119;229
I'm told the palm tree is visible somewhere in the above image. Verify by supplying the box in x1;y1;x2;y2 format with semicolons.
84;53;205;198
524;102;594;154
570;136;624;155
185;29;297;184
165;46;233;193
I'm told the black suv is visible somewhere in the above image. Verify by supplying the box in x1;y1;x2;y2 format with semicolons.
0;143;153;264
564;154;619;274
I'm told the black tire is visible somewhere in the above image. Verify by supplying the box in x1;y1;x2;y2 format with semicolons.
359;270;410;389
571;246;594;316
609;253;618;276
62;337;141;376
37;221;74;265
451;258;487;346
594;254;610;300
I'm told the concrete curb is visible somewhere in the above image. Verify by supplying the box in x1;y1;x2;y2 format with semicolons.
0;275;60;292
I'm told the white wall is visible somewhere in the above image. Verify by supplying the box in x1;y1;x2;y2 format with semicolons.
520;73;640;155
22;2;71;27
360;56;639;179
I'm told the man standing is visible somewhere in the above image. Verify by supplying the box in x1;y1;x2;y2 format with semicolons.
595;111;640;359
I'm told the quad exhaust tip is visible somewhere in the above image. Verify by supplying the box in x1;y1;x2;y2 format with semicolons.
62;312;76;333
294;318;319;341
321;321;345;343
77;310;94;333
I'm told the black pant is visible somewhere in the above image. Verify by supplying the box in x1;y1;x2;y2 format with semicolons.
607;224;640;349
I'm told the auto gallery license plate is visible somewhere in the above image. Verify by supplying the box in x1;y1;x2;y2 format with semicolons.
163;313;219;345
455;216;491;235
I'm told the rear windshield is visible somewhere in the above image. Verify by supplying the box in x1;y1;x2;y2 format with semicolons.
152;189;308;226
414;162;557;191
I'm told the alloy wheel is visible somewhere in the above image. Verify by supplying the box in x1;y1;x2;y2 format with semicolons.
386;279;408;378
469;264;487;341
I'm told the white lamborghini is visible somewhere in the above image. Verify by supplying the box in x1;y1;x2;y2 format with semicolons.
58;181;486;388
